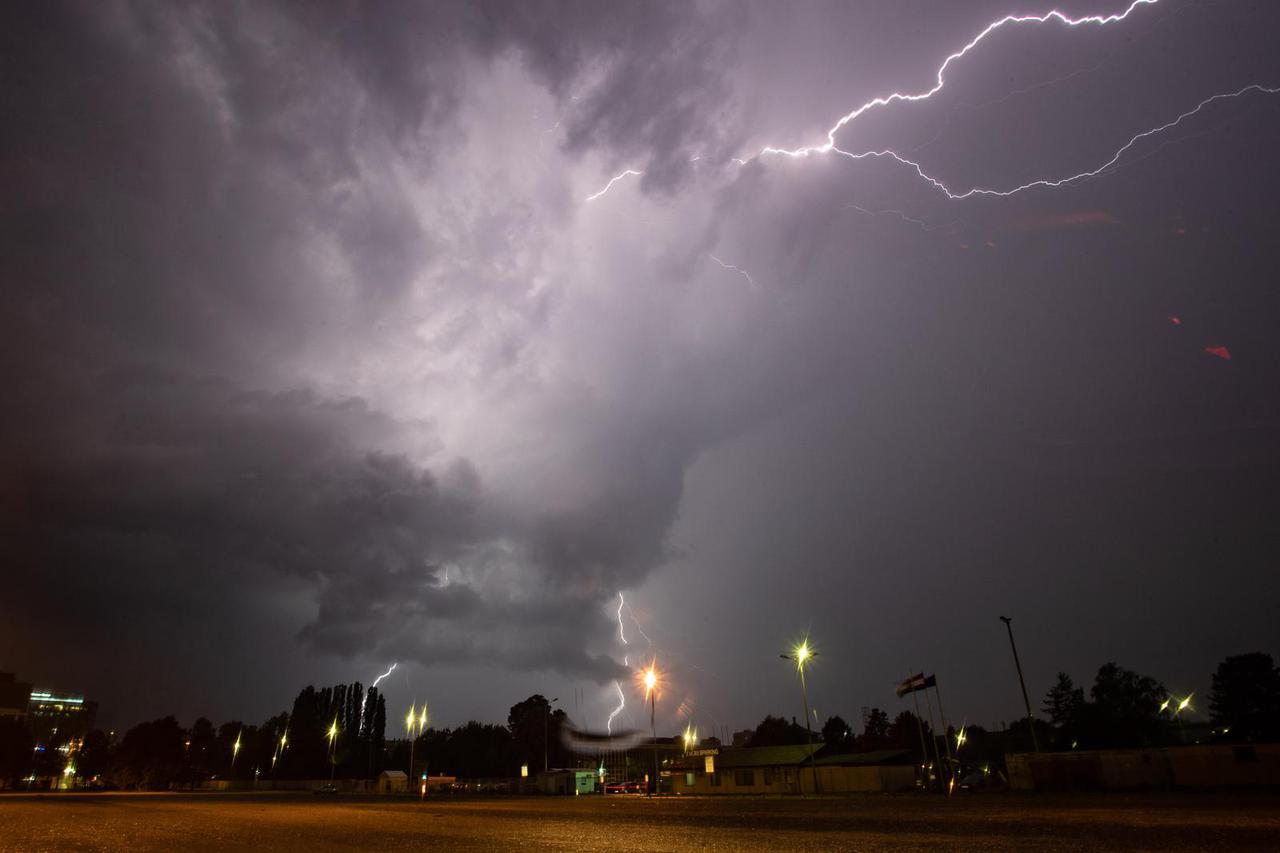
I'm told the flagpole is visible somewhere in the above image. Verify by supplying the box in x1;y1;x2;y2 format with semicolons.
907;672;930;790
921;678;944;788
933;679;955;793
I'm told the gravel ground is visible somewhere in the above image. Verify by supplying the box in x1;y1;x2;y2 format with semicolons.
2;790;1278;852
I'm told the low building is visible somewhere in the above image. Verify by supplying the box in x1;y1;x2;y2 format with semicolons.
536;768;599;795
669;745;916;795
377;770;408;793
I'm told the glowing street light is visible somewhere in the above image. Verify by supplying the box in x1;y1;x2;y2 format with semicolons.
406;703;419;782
1175;693;1194;716
1159;698;1171;714
327;719;339;781
682;724;698;751
781;638;819;795
231;730;242;775
643;662;659;796
955;726;967;751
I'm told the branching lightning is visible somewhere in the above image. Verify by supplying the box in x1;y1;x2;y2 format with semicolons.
583;0;1279;206
760;0;1163;160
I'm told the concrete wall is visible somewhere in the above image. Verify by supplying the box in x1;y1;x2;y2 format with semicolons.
1008;744;1280;791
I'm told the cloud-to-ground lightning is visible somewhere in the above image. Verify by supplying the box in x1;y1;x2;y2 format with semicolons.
586;169;643;202
608;592;630;735
708;254;757;288
372;662;398;688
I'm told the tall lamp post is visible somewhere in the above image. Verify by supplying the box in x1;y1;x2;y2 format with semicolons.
405;704;418;785
781;640;819;795
543;697;559;774
326;719;339;780
999;616;1040;752
644;663;659;796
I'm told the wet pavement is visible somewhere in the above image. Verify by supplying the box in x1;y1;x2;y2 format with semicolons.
2;790;1278;851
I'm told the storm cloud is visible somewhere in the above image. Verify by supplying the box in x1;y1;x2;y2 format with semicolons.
3;0;1279;732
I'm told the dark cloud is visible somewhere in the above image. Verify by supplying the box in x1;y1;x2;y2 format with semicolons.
3;0;1280;733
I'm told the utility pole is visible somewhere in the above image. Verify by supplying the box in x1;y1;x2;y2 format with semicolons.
1000;616;1040;752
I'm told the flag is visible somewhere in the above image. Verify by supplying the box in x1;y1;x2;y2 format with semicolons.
895;673;938;697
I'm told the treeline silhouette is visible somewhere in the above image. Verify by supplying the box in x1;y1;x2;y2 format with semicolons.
2;653;1275;790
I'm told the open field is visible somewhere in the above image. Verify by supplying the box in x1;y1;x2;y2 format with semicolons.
2;791;1279;852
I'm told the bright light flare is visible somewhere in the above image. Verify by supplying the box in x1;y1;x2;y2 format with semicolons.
1176;693;1193;715
406;703;417;733
1159;698;1171;713
642;662;659;698
327;720;338;743
956;726;967;750
683;724;698;750
419;704;429;730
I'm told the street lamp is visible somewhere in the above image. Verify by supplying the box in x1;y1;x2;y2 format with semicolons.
231;730;242;777
644;663;659;796
327;719;339;781
999;616;1040;752
781;640;819;795
544;697;559;774
406;703;420;785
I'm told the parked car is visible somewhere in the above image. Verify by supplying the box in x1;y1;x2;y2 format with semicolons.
313;783;340;795
604;780;644;794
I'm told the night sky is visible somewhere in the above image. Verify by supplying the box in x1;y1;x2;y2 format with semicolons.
3;0;1279;738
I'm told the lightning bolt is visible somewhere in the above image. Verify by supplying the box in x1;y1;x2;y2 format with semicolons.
608;592;631;735
760;0;1163;160
708;254;756;288
755;1;1279;198
584;0;1280;205
372;662;398;688
586;169;643;202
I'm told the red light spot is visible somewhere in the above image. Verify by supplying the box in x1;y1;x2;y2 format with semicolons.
1204;345;1231;361
985;240;996;248
1174;227;1186;236
1168;314;1182;325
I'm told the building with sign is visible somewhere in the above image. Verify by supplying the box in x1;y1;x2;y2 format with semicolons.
668;744;916;795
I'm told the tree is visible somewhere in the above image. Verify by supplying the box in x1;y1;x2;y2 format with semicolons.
508;695;565;771
0;717;33;787
185;717;217;784
886;711;931;761
76;729;111;782
745;715;809;748
821;715;852;752
1210;652;1280;742
112;717;186;790
1086;662;1167;748
861;708;890;750
1042;672;1085;749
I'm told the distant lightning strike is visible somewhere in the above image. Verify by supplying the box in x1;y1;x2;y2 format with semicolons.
708;254;756;288
585;0;1280;205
